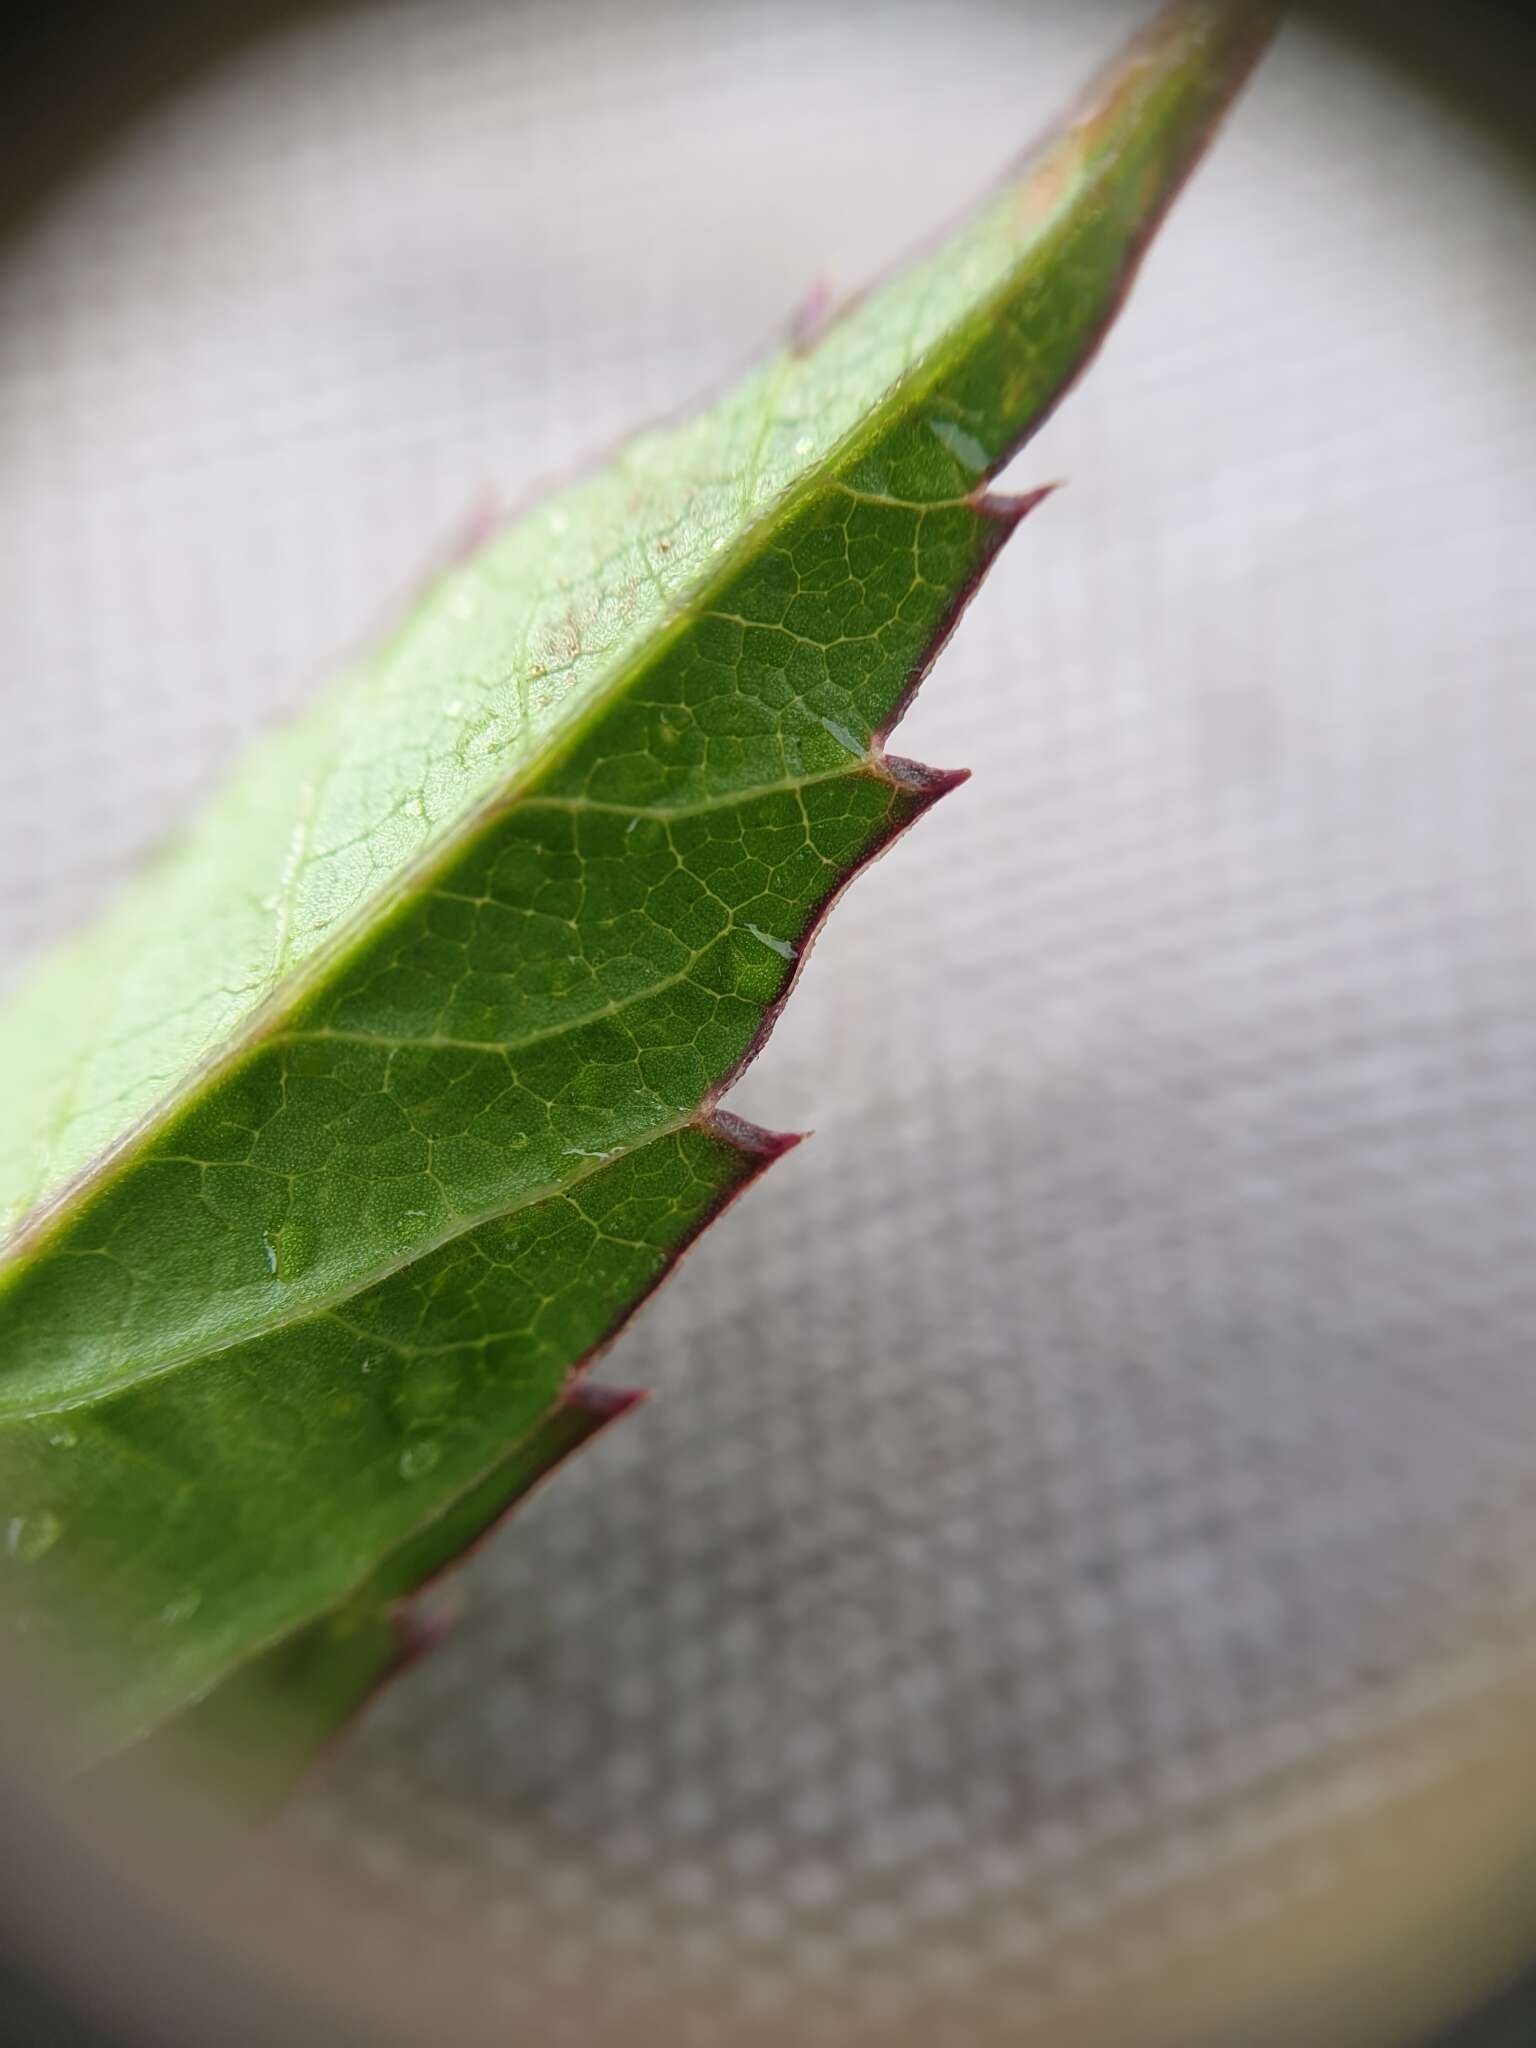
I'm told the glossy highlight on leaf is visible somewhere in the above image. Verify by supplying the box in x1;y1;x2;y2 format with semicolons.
0;2;1271;1775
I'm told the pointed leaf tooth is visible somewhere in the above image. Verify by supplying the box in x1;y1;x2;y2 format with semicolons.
877;758;972;803
973;479;1063;533
559;1380;648;1427
708;757;971;1104
866;500;1040;748
700;1110;807;1167
386;1595;457;1668
788;275;836;356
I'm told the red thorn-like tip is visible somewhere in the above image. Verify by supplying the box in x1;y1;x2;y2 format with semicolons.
879;756;971;804
973;479;1063;532
562;1381;647;1423
789;275;836;355
704;1108;807;1162
391;1597;458;1667
448;488;503;564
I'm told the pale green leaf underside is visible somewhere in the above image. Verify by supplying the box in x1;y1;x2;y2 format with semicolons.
0;3;1268;1765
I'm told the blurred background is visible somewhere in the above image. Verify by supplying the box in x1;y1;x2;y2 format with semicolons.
1;1;1534;2041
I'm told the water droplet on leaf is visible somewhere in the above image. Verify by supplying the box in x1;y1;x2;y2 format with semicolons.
398;1440;441;1482
817;716;865;758
7;1512;61;1563
927;417;991;473
262;1221;313;1282
744;922;795;961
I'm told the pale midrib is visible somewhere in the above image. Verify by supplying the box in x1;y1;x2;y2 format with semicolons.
0;1111;694;1427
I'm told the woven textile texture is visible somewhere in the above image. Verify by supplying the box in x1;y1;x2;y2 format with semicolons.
2;3;1535;2042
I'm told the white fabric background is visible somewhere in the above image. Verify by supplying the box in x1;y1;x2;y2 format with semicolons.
2;3;1535;2041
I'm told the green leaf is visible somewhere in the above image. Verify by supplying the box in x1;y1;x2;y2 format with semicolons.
102;1379;644;1811
0;1;1270;1774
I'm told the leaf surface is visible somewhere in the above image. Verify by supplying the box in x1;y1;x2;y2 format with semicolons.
0;1;1270;1771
